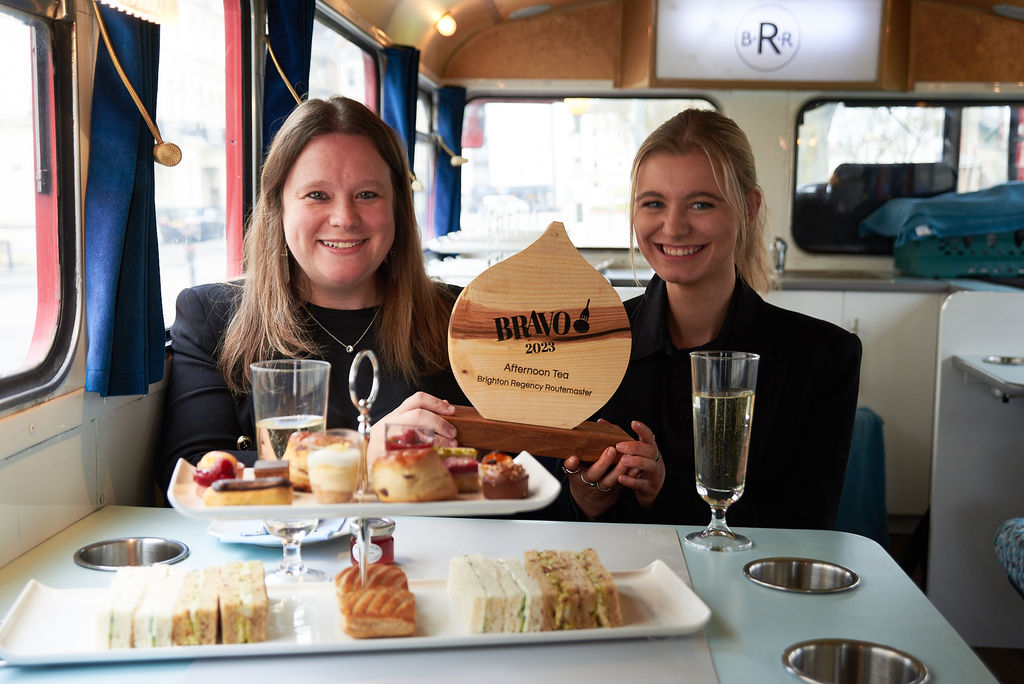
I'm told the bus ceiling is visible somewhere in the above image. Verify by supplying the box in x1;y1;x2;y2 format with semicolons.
328;0;1024;87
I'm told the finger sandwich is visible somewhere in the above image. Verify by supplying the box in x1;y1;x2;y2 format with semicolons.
96;561;264;649
447;549;620;634
172;566;221;646
522;548;623;629
97;566;155;649
219;560;268;644
132;566;186;648
448;553;528;634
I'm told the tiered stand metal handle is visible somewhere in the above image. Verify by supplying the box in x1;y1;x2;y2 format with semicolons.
349;350;380;587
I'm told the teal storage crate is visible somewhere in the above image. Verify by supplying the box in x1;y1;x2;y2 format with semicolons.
860;183;1024;277
893;229;1024;278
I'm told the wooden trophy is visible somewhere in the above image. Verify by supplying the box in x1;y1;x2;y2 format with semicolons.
447;222;632;461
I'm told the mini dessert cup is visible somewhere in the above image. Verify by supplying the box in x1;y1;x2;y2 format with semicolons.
307;428;361;503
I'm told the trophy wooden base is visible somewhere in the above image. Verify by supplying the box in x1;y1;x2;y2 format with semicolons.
446;405;630;462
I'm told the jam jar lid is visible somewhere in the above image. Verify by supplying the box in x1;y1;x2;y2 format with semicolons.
348;517;395;538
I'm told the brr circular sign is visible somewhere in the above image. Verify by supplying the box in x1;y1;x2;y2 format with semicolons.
735;4;800;72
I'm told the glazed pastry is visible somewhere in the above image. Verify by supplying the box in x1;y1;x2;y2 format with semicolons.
340;587;416;639
335;563;409;597
201;477;294;506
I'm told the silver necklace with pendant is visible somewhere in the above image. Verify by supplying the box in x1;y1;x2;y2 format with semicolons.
308;307;380;354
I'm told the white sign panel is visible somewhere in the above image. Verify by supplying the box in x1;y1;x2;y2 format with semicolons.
656;0;882;82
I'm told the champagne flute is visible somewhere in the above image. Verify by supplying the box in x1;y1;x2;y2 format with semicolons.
250;358;330;582
685;351;759;552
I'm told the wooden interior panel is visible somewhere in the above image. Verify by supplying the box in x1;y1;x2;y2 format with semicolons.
441;2;618;79
910;0;1024;82
615;0;653;88
879;0;911;90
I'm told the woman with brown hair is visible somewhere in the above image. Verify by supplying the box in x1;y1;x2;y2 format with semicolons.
561;108;862;530
158;96;465;491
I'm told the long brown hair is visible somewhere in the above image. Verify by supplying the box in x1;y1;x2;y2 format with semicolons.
629;108;771;292
218;96;454;393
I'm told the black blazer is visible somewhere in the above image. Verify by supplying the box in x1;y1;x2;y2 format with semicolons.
597;275;862;529
157;282;467;492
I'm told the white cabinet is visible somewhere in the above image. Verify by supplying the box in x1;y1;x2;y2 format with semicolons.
764;289;942;515
927;291;1024;647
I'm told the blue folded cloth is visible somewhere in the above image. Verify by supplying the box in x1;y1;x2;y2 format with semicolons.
860;181;1024;246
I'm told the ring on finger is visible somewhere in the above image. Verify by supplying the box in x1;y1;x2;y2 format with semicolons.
562;462;580;475
579;472;598;487
596;480;612;493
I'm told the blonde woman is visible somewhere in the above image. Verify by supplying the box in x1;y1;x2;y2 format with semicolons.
159;97;464;491
562;109;862;529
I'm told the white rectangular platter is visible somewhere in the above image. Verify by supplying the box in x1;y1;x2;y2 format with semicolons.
0;560;710;666
168;451;560;520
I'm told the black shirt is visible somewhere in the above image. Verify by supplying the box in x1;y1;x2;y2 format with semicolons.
595;275;862;529
157;282;467;492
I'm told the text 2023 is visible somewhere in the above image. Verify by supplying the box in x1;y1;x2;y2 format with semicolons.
525;342;556;354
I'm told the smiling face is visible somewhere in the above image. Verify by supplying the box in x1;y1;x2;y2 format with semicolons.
282;132;395;308
633;151;741;293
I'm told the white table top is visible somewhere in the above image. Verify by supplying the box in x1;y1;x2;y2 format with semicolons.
0;506;995;683
953;354;1024;400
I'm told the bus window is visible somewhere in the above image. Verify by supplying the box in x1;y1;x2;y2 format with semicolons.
0;4;72;403
155;0;228;326
454;97;714;251
414;89;434;238
959;105;1016;192
309;7;377;107
794;99;1024;254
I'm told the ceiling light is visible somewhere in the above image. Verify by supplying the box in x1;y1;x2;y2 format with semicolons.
564;97;592;116
435;12;457;37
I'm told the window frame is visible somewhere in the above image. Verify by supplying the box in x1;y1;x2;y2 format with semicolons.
414;86;435;239
312;2;381;113
792;96;1024;255
454;92;719;242
0;2;78;414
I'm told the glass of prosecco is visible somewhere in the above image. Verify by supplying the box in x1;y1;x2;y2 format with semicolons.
685;351;759;552
250;358;330;582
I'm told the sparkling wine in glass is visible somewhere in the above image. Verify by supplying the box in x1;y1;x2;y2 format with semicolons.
250;358;330;582
685;351;759;552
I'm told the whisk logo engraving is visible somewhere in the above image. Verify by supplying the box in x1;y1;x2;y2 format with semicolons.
493;299;591;341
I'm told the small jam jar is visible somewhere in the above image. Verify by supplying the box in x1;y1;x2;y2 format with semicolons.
349;517;396;565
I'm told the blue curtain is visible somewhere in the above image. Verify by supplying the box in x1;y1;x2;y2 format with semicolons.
435;87;466;236
381;45;419;169
83;5;164;396
262;0;314;153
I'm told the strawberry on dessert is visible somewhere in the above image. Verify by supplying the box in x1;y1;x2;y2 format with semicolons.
193;451;243;495
385;427;432;450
